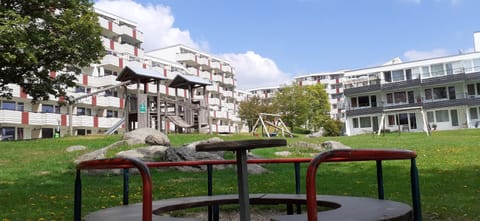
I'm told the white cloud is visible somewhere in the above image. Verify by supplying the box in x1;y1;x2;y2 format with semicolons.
221;51;292;90
94;0;203;51
403;48;451;61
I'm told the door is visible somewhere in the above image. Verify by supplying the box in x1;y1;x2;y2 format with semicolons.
372;116;379;132
409;113;417;129
451;110;459;126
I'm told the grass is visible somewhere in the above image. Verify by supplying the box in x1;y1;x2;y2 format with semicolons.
0;130;479;220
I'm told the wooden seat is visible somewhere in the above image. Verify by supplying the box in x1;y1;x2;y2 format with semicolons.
85;194;412;221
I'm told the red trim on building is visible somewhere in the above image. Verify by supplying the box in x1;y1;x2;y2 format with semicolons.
166;87;169;95
163;69;167;77
50;71;56;78
119;58;123;68
214;111;216;118
336;88;339;93
20;87;27;99
145;83;149;93
220;63;223;71
208;60;211;67
166;121;170;131
336;78;340;84
195;56;198;63
21;112;29;125
94;116;98;128
61;114;67;126
110;39;114;50
58;96;65;103
82;74;88;85
210;72;212;80
197;69;199;76
108;20;112;31
134;47;138;56
184;90;187;98
143;63;147;69
92;95;97;106
120;98;124;108
132;29;137;39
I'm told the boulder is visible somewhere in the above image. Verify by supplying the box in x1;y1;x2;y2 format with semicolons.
274;151;292;157
116;146;169;162
321;141;351;150
66;145;86;152
164;147;227;172
183;137;224;150
307;127;324;138
247;164;269;174
74;148;107;164
123;128;170;146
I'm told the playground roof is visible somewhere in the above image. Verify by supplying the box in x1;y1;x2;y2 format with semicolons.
117;66;171;83
168;73;212;89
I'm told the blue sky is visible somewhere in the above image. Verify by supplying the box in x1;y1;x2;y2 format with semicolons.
95;0;480;90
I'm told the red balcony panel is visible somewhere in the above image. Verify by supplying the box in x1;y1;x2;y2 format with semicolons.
134;47;138;56
108;20;112;31
336;78;340;84
83;74;88;85
21;112;29;125
145;83;149;93
336;88;339;93
94;116;98;128
120;98;124;108
110;39;114;50
92;95;97;106
183;90;187;98
163;69;167;77
61;114;67;126
143;63;147;69
132;29;137;39
20;87;27;99
119;58;123;68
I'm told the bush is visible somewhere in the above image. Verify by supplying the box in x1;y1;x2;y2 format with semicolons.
322;119;343;136
293;127;311;134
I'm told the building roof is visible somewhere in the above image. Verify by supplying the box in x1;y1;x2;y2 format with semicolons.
117;66;171;83
168;73;212;89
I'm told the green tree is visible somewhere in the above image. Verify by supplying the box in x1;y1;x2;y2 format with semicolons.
305;83;330;131
238;96;278;132
0;0;105;102
273;83;310;131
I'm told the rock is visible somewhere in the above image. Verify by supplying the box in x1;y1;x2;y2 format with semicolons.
145;134;170;146
307;128;324;138
274;151;292;157
183;137;224;150
321;141;351;150
116;146;169;162
66;145;86;152
125;138;144;146
164;147;227;172
74;148;107;164
247;164;269;174
123;128;170;146
291;141;324;151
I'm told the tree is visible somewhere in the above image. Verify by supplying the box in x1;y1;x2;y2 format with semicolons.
238;96;278;132
305;83;330;131
273;83;310;131
0;0;105;102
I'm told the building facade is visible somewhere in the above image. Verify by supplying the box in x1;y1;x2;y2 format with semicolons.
343;51;480;136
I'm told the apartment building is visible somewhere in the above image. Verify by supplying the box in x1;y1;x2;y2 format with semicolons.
247;86;280;104
0;8;244;140
294;71;346;120
343;46;480;135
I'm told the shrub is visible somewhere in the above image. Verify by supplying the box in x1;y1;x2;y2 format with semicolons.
322;119;343;136
293;127;311;134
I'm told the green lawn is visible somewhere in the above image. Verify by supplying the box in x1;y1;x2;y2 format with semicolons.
0;130;479;221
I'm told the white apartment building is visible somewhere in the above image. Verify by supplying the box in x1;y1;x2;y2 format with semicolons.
0;8;242;140
343;42;480;136
247;86;280;104
294;71;345;120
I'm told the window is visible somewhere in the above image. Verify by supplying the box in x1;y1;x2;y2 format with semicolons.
106;110;115;118
351;97;358;108
386;93;393;104
425;89;432;100
383;71;392;82
77;107;86;116
388;115;396;126
1;101;16;110
1;127;15;140
358;96;370;107
17;102;24;112
433;87;447;99
392;70;404;82
398;113;409;125
477;83;480;95
86;108;92;116
470;108;478;120
42;105;60;113
448;86;456;100
41;128;54;138
408;91;414;104
405;69;412;80
370;95;377;107
394;91;406;104
467;84;475;96
431;63;445;76
352;118;359;128
474;59;480;72
445;63;453;75
359;117;371;128
435;110;449;122
421;66;430;78
427;111;434;123
412;67;421;79
75;86;86;93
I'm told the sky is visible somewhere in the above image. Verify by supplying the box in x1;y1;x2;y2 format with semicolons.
94;0;480;90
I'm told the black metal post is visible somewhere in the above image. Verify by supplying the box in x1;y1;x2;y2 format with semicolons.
411;158;422;221
294;162;302;214
74;170;82;221
123;168;130;205
376;160;384;200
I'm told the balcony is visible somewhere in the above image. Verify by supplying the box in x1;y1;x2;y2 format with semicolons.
421;73;466;86
465;71;480;80
98;117;123;128
223;77;234;86
212;74;223;83
222;65;233;74
88;75;118;87
216;125;231;133
223;90;233;98
344;79;381;95
346;106;383;117
96;96;121;108
0;110;22;124
211;60;221;71
176;53;198;67
72;115;94;127
198;57;211;70
199;71;211;80
383;78;421;90
29;112;62;126
208;98;220;106
100;54;120;69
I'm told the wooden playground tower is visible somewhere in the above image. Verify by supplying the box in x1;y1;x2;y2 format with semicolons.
117;66;211;134
251;113;293;137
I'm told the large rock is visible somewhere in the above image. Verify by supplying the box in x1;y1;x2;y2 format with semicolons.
66;145;86;152
123;128;170;146
164;147;227;172
116;146;169;162
74;148;107;164
183;137;224;150
321;141;351;150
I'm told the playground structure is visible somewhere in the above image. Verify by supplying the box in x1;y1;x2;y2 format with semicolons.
251;113;293;137
74;140;422;221
67;66;212;135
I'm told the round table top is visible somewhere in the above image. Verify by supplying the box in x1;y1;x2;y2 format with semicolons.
196;139;287;152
